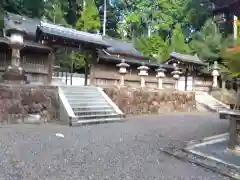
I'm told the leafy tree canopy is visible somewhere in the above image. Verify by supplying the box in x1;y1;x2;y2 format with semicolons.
189;19;233;64
75;0;101;32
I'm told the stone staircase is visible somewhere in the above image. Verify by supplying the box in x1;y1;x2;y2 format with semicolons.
195;91;230;112
58;86;125;126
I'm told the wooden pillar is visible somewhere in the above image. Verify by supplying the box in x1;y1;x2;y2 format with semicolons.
229;118;237;150
89;49;97;86
184;68;189;91
47;49;55;84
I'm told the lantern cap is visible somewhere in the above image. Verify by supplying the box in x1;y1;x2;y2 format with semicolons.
155;65;166;72
212;61;220;70
171;70;182;75
137;63;149;70
116;59;130;68
5;19;27;36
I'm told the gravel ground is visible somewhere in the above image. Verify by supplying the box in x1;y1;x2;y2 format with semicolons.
0;112;230;180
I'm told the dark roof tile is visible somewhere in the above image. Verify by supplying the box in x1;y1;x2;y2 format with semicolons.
37;22;110;47
103;37;145;57
4;12;40;39
169;51;206;66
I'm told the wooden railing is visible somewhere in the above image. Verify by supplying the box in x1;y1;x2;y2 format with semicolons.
21;55;48;74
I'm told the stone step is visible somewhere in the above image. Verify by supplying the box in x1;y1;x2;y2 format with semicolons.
62;89;98;92
72;106;112;111
59;86;124;126
68;99;107;104
76;113;119;120
66;96;104;100
72;117;124;126
69;102;108;108
63;89;100;94
65;94;101;97
74;109;115;116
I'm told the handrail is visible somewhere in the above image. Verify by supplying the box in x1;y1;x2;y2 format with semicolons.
58;87;76;125
97;87;124;116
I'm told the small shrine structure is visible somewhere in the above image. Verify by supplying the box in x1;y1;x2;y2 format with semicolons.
163;52;211;91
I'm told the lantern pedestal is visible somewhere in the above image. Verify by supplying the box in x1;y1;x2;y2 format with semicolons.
3;66;27;84
157;78;163;89
119;74;125;86
2;28;27;84
138;65;149;88
171;67;182;90
116;60;129;87
212;70;219;88
211;61;220;88
156;66;166;89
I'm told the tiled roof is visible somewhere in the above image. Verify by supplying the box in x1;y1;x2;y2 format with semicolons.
37;22;110;47
103;37;146;58
98;52;174;70
4;12;40;39
168;51;206;66
0;37;51;50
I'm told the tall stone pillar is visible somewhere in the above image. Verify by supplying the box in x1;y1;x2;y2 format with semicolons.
116;59;130;86
171;63;182;90
3;25;27;84
234;15;238;41
137;64;149;88
211;61;220;88
155;66;166;89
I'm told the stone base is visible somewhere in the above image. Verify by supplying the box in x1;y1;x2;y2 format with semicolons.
2;66;27;84
185;133;240;169
162;134;240;179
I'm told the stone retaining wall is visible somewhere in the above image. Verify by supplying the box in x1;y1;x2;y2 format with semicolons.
211;88;237;105
0;84;59;124
104;86;196;115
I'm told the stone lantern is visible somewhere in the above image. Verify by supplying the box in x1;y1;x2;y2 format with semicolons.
211;61;220;88
3;20;27;83
155;65;166;89
137;63;149;88
116;59;130;86
171;63;182;90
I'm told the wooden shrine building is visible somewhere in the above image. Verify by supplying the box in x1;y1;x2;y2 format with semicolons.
0;12;215;91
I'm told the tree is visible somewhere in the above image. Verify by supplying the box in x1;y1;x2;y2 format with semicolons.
75;0;101;32
135;35;167;61
44;0;68;26
2;0;45;18
221;38;240;77
183;0;213;30
72;0;101;85
95;0;121;37
171;23;191;54
117;0;189;39
135;23;190;61
189;19;233;64
0;4;4;36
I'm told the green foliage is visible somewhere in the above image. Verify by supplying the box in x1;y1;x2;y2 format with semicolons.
2;0;45;18
171;24;191;54
135;35;167;61
135;23;191;61
0;5;4;35
44;0;69;26
222;51;240;77
95;0;121;37
189;19;233;63
221;39;240;77
183;0;212;30
72;0;101;68
75;0;101;32
118;0;213;41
